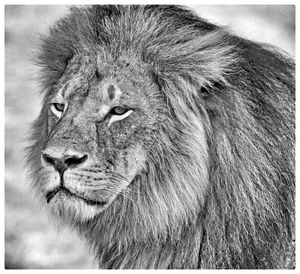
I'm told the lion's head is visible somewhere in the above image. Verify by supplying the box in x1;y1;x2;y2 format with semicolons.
27;5;294;269
35;54;159;221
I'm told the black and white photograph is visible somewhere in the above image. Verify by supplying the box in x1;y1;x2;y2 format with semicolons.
4;3;295;269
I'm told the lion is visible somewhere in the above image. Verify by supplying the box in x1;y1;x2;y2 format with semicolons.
26;5;295;269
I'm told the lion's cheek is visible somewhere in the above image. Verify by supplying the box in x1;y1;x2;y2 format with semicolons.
114;144;147;182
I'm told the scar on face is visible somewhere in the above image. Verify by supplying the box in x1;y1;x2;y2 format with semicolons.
108;85;115;100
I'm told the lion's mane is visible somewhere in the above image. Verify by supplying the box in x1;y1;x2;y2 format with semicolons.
28;5;295;268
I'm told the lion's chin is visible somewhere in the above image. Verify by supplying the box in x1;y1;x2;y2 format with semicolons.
47;190;110;222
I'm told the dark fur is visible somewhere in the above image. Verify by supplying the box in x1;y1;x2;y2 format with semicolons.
27;5;295;268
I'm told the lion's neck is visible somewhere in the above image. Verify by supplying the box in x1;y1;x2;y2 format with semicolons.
88;223;204;269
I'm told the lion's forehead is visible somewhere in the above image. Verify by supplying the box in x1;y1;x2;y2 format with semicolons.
58;53;150;91
60;77;144;121
55;56;154;111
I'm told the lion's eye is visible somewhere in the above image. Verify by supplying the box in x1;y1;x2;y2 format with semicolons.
110;106;128;115
53;103;65;112
108;107;133;127
51;103;65;118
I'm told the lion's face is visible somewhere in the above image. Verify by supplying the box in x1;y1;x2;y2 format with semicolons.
36;54;164;221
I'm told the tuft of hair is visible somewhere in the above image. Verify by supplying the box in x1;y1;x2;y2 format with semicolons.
27;5;295;269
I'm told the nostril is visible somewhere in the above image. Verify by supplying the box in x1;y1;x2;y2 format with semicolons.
41;150;88;171
42;153;56;166
64;155;88;168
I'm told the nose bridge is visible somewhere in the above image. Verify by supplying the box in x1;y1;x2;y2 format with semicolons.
45;112;95;157
43;145;83;161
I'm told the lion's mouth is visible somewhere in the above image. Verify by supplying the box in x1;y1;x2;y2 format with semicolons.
46;186;107;207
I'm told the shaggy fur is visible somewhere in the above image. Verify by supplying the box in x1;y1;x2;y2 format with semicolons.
27;5;295;269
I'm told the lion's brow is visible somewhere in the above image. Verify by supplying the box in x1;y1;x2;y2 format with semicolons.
58;82;69;97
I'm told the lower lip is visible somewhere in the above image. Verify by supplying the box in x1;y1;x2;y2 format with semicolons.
46;187;107;207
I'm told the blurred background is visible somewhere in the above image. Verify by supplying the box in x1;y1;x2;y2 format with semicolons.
5;5;295;269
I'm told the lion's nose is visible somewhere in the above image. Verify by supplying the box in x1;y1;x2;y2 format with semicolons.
41;149;88;174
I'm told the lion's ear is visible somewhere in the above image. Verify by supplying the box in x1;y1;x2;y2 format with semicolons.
200;81;224;99
151;70;164;92
199;81;229;120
